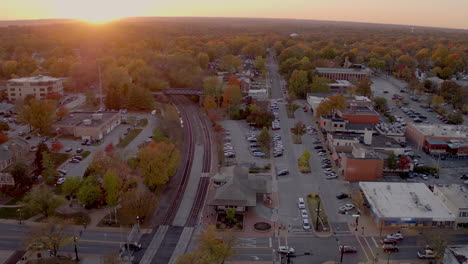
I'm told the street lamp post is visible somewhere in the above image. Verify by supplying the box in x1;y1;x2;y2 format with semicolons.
386;250;393;264
17;208;22;225
73;236;79;261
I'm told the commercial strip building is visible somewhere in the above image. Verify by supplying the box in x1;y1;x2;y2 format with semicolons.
315;67;370;81
359;182;455;229
433;184;468;229
7;75;64;102
208;166;272;213
52;111;121;141
406;123;468;156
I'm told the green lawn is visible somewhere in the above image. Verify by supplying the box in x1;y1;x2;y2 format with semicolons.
36;212;91;225
0;207;34;220
139;118;148;127
80;151;91;159
49;152;71;168
117;129;142;148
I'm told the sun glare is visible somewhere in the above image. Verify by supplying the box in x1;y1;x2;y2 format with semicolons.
56;0;147;24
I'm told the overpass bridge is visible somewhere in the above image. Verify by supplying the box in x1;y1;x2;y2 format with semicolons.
152;88;203;96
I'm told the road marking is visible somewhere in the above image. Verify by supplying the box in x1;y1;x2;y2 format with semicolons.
233;247;271;249
285;236;288;247
364;236;375;259
371;237;378;248
355;235;370;262
269;237;272;248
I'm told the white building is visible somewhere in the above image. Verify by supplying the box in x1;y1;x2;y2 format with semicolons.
248;88;268;100
7;75;64;102
360;182;455;229
444;245;468;264
433;184;468;229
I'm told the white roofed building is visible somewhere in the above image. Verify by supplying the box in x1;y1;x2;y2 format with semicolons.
359;182;455;229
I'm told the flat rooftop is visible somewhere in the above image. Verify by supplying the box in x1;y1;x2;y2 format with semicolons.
316;67;369;74
360;182;455;221
8;75;61;83
341;106;379;115
435;184;468;209
54;111;119;127
409;123;468;138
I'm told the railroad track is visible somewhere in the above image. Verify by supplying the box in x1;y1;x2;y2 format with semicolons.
161;96;195;226
185;108;212;227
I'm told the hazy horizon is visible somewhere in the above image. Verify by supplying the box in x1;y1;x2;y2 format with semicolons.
2;0;468;30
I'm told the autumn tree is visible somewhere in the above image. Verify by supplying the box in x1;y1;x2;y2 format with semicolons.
292;121;306;136
104;143;115;153
0;121;9;131
176;225;236;264
198;52;209;69
203;77;223;107
18;98;56;133
386;153;398;170
431;95;445;106
127;86;155;110
24;218;71;257
204;95;217;111
11;161;32;188
50;141;63;152
22;185;64;218
228;76;240;87
310;76;330;93
120;188;158;225
315;94;346;117
220;55;241;73
222;85;243;107
103;171;121;207
42;152;57;185
289;70;309;98
257;127;271;154
34;142;49;173
0;132;8;144
398;156;411;170
62;176;82;198
103;64;131;109
77;176;102;208
356;78;372;97
138;141;180;191
254;56;267;75
373;97;388;112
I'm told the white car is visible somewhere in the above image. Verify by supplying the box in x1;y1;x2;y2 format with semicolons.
326;175;338;180
386;233;404;240
277;246;294;254
57;177;65;185
303;219;311;230
343;204;355;210
300;209;308;218
298;198;306;209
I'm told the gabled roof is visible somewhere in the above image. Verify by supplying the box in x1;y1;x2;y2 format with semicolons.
209;166;271;207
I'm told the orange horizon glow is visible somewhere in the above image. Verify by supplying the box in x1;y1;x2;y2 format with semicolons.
1;0;468;30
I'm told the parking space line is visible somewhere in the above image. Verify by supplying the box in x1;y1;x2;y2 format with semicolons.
364;236;375;259
371;237;378;248
269;237;272;248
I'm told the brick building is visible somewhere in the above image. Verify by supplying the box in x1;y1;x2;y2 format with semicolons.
315;67;370;81
0;138;29;171
7;75;64;102
52;111;121;141
406;123;468;151
338;105;380;125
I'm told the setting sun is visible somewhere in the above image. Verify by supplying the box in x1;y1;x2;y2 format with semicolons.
54;0;149;23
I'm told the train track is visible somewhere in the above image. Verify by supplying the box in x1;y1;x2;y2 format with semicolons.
185;109;212;227
161;96;195;226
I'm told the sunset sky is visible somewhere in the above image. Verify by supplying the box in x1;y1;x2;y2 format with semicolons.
2;0;468;29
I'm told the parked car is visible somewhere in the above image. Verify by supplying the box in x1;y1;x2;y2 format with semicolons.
253;152;265;157
277;169;289;176
57;169;67;175
380;237;398;245
300;209;308;219
336;193;349;200
302;219;311;230
338;246;357;253
298;198;306;209
72;156;83;161
65;147;72;152
76;148;83;153
277;246;295;254
382;244;399;253
386;233;404;241
326;175;338;180
417;249;435;259
69;159;80;164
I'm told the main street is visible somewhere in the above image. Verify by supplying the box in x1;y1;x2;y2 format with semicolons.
0;223;129;255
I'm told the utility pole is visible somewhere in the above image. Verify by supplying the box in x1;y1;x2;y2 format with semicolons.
73;236;79;261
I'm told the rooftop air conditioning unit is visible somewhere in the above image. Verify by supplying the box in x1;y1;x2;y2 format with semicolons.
83;119;92;126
